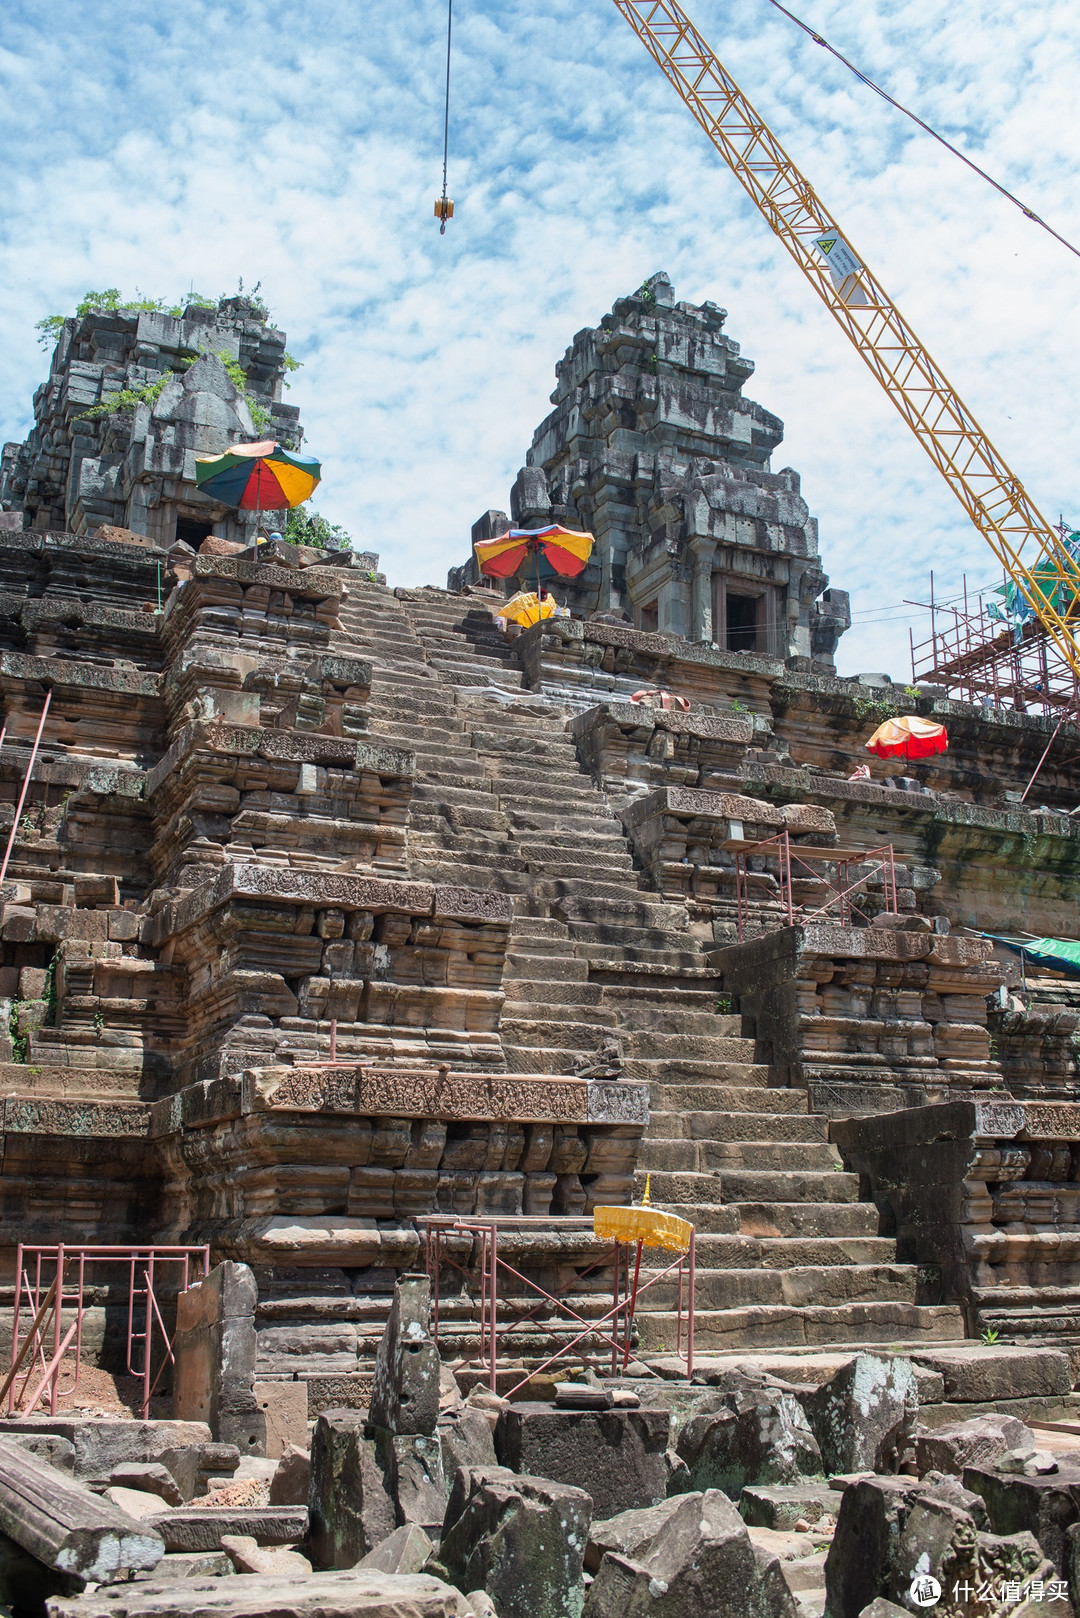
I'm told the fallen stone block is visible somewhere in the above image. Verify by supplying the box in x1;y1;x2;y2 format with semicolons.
109;1462;185;1507
6;1434;75;1474
356;1521;433;1575
435;1464;592;1618
740;1483;840;1531
439;1409;497;1485
885;1494;979;1610
158;1442;240;1501
172;1261;265;1453
997;1447;1060;1476
380;1431;446;1533
0;1417;213;1483
676;1389;820;1497
307;1410;395;1570
0;1436;164;1586
963;1465;1080;1575
585;1492;689;1575
371;1271;440;1437
823;1475;922;1618
254;1381;310;1458
47;1568;477;1615
914;1413;1034;1478
269;1443;311;1506
102;1485;163;1520
802;1354;917;1475
857;1603;910;1618
146;1504;307;1553
150;1550;233;1578
495;1404;670;1520
220;1532;312;1574
583;1488;798;1618
911;1347;1072;1404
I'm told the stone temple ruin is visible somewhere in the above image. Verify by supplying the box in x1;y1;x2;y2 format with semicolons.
1;281;1080;1615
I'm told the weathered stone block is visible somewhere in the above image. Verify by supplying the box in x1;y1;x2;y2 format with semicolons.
802;1354;917;1475
495;1405;670;1521
676;1390;820;1497
370;1272;440;1437
173;1262;265;1452
435;1464;592;1618
307;1411;395;1570
583;1488;798;1618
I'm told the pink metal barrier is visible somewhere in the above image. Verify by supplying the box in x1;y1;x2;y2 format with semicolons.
3;1243;210;1419
732;828;899;941
422;1216;696;1396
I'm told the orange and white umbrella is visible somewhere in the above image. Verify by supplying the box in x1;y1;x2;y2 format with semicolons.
865;715;948;761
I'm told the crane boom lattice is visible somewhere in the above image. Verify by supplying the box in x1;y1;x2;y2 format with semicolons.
612;0;1080;677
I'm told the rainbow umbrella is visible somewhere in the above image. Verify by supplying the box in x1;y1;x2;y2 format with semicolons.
194;440;321;517
474;524;594;586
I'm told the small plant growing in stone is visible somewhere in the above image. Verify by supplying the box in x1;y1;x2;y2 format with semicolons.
981;1326;1000;1345
715;994;735;1014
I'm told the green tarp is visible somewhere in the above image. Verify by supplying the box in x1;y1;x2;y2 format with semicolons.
987;934;1080;979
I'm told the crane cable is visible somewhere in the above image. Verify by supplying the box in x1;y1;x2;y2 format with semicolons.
439;0;453;234
761;0;1080;266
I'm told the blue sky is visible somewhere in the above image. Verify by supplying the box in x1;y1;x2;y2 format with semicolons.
1;0;1078;676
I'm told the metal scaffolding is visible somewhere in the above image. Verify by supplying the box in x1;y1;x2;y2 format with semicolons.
909;570;1080;719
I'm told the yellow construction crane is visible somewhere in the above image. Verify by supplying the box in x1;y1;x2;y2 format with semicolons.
611;0;1080;679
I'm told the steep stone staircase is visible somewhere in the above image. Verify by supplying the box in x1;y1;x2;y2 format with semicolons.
328;580;964;1352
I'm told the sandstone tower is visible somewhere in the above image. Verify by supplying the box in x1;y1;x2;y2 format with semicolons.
1;295;302;547
458;272;850;668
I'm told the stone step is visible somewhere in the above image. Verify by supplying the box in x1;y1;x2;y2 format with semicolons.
636;1166;860;1206
692;1234;899;1269
526;857;640;882
638;1139;841;1173
624;1057;766;1084
502;936;575;958
509;917;571;939
634;1302;967;1353
501;999;619;1027
608;1007;733;1035
649;1263;918;1311
717;1168;862;1203
647;1082;801;1112
509;807;620;833
501;979;604;1006
502;953;590;983
511;831;629;853
555;896;689;930
604;985;722;1010
622;1031;756;1062
730;1201;882;1239
499;1016;621;1050
648;1109;824;1141
538;879;668;906
412;783;497;807
570;938;705;967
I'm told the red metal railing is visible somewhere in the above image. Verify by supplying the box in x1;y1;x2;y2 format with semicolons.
422;1217;696;1395
3;1244;210;1419
734;829;898;941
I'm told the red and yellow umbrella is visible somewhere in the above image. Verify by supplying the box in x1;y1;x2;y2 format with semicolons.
865;715;948;761
474;524;594;582
194;440;321;512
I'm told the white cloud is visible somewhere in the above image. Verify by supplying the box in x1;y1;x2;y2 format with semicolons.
1;0;1078;678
